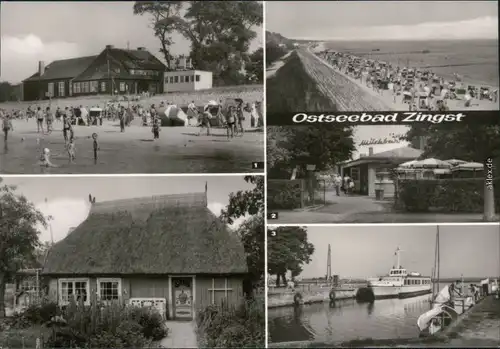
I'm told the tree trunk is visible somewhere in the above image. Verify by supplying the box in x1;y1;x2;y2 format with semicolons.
281;273;288;285
0;272;6;319
483;180;495;221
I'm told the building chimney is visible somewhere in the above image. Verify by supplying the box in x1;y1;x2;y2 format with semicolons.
105;45;114;50
137;47;146;51
38;61;45;76
186;58;193;70
368;147;374;156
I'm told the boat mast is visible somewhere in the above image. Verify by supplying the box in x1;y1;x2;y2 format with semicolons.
432;226;441;300
395;247;401;268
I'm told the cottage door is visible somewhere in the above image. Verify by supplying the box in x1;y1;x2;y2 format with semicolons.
172;277;193;320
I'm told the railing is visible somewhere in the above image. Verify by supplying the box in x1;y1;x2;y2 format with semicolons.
128;297;167;320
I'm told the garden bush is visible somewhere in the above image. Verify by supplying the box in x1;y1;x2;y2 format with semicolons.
396;178;499;213
267;180;303;209
196;298;265;348
127;306;168;340
43;298;167;348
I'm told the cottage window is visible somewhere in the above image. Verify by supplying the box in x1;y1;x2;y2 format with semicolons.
180;76;185;83
101;82;106;92
169;76;174;84
190;75;195;82
47;83;54;97
119;82;126;92
174;76;179;83
58;81;65;97
195;75;200;82
83;82;90;93
208;278;233;305
90;81;98;93
58;278;90;305
97;278;121;302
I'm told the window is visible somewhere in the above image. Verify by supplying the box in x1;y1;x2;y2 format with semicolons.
58;81;65;97
169;76;174;84
195;75;200;82
119;82;125;92
48;83;54;97
208;278;233;305
130;69;135;75
180;76;185;83
351;167;359;181
174;76;179;83
58;278;89;305
164;77;169;83
375;167;391;182
73;83;79;94
83;82;90;93
97;278;121;302
190;75;195;82
90;81;98;93
101;82;106;92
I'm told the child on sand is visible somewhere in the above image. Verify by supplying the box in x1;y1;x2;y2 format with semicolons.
67;139;76;163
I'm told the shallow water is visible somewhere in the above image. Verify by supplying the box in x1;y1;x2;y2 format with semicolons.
0;124;264;174
268;294;434;344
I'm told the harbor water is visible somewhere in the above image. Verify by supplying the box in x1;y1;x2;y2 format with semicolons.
268;293;434;344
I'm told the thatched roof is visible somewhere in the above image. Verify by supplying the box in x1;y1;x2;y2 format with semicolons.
43;193;248;275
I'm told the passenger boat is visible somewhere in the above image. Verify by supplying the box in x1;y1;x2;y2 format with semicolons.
367;248;432;299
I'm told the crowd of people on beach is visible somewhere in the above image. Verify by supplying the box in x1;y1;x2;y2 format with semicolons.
0;96;262;170
318;50;499;111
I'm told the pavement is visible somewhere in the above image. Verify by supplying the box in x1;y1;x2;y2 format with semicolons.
0;119;264;174
270;191;499;223
160;321;198;348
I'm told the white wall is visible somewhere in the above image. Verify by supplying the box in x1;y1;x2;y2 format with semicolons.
163;70;213;93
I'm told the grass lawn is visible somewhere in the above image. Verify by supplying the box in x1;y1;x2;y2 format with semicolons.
0;324;50;349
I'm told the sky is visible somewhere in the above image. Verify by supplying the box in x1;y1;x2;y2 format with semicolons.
298;225;500;279
0;1;263;83
266;1;498;41
1;176;257;243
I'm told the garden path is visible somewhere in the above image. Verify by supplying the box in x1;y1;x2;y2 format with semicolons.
160;321;198;348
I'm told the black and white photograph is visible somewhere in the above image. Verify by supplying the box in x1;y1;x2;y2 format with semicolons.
266;1;499;114
0;175;264;348
267;122;500;223
0;1;264;174
267;225;500;348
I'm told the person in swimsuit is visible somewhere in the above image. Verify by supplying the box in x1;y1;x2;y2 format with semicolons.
197;105;211;136
38;148;58;167
92;133;99;164
226;106;236;139
152;118;160;140
67;139;76;163
45;107;53;134
36;107;44;133
2;113;13;143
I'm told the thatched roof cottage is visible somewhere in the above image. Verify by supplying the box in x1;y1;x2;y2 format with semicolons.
42;191;248;320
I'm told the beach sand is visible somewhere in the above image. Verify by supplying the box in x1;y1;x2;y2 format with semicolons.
307;43;499;111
